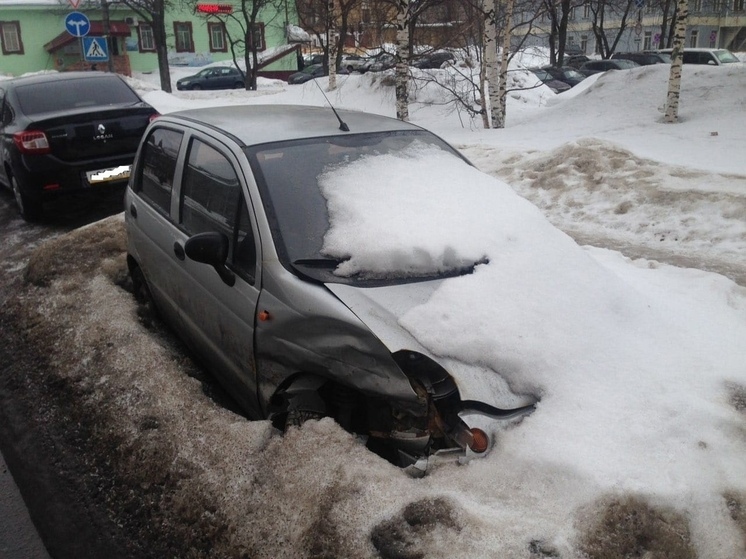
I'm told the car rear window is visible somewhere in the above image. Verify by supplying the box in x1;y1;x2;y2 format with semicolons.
15;75;141;116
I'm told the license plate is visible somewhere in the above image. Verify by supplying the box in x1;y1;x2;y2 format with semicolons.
86;165;131;185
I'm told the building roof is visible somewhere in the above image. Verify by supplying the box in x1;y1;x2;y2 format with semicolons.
44;21;131;53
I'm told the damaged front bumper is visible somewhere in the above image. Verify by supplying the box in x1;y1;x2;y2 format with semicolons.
400;403;536;477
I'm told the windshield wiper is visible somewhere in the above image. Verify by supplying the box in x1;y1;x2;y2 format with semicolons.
292;258;345;269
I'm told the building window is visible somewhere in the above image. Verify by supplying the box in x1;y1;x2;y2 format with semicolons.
0;21;23;55
174;21;194;52
643;31;652;50
248;23;265;51
208;22;227;52
138;24;155;52
693;0;702;11
688;29;698;47
709;30;717;47
735;0;745;11
713;0;723;12
583;3;591;18
580;35;588;52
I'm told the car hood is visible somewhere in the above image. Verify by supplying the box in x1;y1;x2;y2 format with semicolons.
326;281;535;409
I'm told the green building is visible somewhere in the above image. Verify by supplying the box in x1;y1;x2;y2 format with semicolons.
0;0;300;79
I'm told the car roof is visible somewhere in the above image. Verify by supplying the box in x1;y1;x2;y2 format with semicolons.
4;71;121;88
163;105;424;147
655;48;730;53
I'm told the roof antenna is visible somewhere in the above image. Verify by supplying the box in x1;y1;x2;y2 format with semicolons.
312;77;350;132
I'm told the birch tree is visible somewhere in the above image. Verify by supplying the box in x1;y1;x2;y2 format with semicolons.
328;0;338;89
482;0;499;128
493;0;514;128
395;0;411;121
664;0;687;123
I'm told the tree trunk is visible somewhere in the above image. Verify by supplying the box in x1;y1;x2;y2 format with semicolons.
152;5;171;93
328;0;338;90
494;0;514;129
395;0;410;121
484;0;500;128
664;0;688;123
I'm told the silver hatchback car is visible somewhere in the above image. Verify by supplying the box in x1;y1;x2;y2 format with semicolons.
124;105;535;473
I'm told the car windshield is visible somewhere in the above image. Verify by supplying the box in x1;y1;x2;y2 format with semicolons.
246;131;471;284
16;75;141;115
715;50;739;63
563;68;584;79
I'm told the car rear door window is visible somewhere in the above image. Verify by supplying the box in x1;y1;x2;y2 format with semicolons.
15;75;141;115
138;127;184;216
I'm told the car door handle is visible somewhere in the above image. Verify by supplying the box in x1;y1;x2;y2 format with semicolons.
173;242;185;261
129;203;137;218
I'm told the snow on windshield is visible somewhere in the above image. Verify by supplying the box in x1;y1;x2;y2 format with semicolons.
319;142;557;278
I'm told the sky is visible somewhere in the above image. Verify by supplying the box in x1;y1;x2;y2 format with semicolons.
119;56;746;557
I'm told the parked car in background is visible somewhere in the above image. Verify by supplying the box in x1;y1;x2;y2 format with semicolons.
125;104;536;474
654;48;739;65
364;53;397;72
0;71;158;221
411;51;456;69
303;53;324;66
529;68;572;93
288;64;327;84
564;55;591;69
176;67;245;90
611;52;670;65
578;59;640;75
540;66;586;87
340;54;366;72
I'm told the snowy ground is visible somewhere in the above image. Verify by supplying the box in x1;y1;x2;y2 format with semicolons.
2;58;745;558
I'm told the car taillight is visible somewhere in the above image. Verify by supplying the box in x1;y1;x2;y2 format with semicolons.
13;130;51;155
149;113;161;122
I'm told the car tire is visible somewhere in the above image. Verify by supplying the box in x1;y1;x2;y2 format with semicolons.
11;175;43;222
234;82;244;89
191;84;202;90
130;264;158;319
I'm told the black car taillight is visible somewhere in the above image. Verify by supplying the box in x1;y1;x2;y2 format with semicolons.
13;130;51;155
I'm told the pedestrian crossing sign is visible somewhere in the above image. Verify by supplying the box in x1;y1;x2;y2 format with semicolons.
83;36;109;62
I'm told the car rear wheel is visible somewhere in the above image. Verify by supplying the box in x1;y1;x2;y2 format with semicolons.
130;264;158;320
11;175;43;222
234;82;244;89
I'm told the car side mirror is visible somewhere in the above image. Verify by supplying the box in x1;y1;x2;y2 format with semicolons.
185;231;236;286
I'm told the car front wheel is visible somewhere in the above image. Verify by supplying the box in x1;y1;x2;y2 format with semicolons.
191;84;202;90
11;175;43;222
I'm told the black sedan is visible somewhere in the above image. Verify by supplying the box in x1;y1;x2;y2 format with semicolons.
541;66;586;87
578;59;640;76
287;64;327;84
0;72;158;221
176;66;245;90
